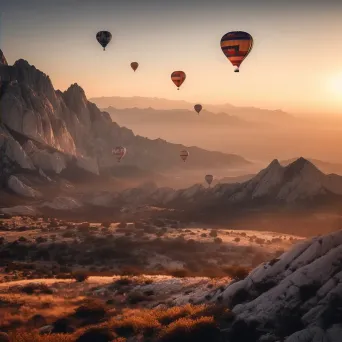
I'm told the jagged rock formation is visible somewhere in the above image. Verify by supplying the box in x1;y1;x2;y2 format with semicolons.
207;230;342;341
104;158;342;213
0;49;249;197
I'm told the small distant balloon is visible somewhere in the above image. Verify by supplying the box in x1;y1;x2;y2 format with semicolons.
96;31;112;51
131;62;139;72
194;104;202;114
205;174;214;187
171;71;186;90
112;146;126;162
180;150;189;162
220;31;253;72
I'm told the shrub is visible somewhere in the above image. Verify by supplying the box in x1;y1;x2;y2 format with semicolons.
156;316;221;342
191;304;235;323
76;327;116;342
35;236;47;244
255;238;265;245
209;230;218;238
112;277;132;287
73;271;89;282
112;314;161;337
222;265;250;281
62;231;75;238
214;238;223;244
127;291;147;304
21;283;53;295
170;269;190;278
29;314;47;328
200;233;207;238
234;237;240;243
52;318;74;334
74;300;107;322
156;304;206;325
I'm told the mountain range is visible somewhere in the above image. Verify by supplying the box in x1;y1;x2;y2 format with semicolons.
90;95;294;125
6;156;341;224
104;106;255;128
110;157;342;212
0;49;250;199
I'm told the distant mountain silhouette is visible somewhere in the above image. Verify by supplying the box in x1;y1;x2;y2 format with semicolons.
90;96;294;124
104;106;255;128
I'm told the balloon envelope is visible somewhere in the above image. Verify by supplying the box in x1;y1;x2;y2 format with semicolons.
171;71;186;89
180;150;189;162
131;62;139;72
96;31;112;50
194;104;202;114
205;174;214;186
220;31;253;72
112;146;126;162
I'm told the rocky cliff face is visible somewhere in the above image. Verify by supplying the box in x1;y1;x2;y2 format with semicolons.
0;49;250;197
208;230;342;341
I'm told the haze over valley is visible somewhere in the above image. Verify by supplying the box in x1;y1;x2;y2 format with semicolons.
90;96;342;165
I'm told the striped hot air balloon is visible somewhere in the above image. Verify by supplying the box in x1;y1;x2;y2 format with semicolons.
131;62;139;72
96;31;112;51
112;146;127;162
220;31;253;72
171;71;186;90
180;150;189;162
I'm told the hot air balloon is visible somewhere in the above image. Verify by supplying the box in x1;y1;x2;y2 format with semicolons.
220;31;253;72
171;71;186;90
131;62;139;72
180;150;189;162
96;31;112;51
112;146;126;162
205;174;214;187
194;104;202;114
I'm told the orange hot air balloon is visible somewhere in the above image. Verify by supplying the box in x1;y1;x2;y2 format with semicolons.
171;71;186;90
220;31;253;72
194;104;202;114
112;146;127;162
131;62;139;72
180;150;189;162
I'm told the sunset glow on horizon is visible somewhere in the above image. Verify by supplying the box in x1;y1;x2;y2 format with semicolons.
1;0;342;116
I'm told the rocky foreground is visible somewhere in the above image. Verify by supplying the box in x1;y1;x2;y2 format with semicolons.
212;229;342;341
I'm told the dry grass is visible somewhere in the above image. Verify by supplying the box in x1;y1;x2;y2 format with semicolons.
9;331;74;342
157;316;220;342
154;304;206;325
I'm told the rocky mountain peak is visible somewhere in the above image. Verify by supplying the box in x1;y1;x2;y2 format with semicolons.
12;58;56;106
62;83;88;112
284;157;322;180
0;49;8;66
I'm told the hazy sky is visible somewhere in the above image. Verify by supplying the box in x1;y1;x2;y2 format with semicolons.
1;0;342;115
